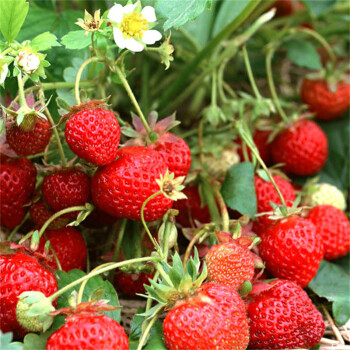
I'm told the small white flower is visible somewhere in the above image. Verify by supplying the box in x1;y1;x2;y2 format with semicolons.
108;2;162;52
0;55;8;84
16;50;40;74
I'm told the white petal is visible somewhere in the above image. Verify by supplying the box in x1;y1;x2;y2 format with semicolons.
123;3;137;14
124;38;144;52
113;27;126;49
142;30;162;45
0;64;8;84
141;6;157;22
108;4;123;23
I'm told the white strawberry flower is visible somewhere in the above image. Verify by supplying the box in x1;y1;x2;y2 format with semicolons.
108;1;162;52
16;49;40;74
0;55;8;84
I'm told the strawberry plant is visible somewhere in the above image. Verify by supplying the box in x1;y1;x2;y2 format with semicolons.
0;0;349;349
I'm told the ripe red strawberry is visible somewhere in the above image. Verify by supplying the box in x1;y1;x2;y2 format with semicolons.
271;119;328;175
37;227;87;272
0;250;57;339
259;215;324;287
42;168;90;218
30;199;69;230
301;79;350;121
237;129;271;164
205;241;255;289
273;0;304;17
46;313;129;350
253;175;296;234
0;157;36;228
163;282;249;350
114;270;154;296
91;146;173;222
6;116;52;156
65;108;121;166
152;133;191;177
172;185;211;227
82;207;117;228
246;279;325;349
308;205;350;260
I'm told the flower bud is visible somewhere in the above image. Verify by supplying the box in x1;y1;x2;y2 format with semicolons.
16;50;40;74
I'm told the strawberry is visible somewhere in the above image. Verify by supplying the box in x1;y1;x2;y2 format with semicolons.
163;282;249;350
46;313;129;350
37;227;87;272
6;116;52;156
0;157;36;228
91;146;173;222
304;182;346;210
246;279;325;349
172;185;211;227
308;205;350;260
205;240;255;289
271;119;328;175
30;199;69;230
42;168;90;218
65;108;121;166
273;0;304;17
253;174;296;234
237;129;271;164
301;79;350;121
114;270;154;296
152;132;191;177
0;250;57;339
259;215;324;287
82;207;117;228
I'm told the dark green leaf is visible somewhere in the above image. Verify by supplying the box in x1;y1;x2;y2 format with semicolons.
301;0;336;15
221;162;257;216
333;254;350;275
31;32;60;51
156;0;212;31
61;31;92;50
308;260;350;325
0;0;29;42
121;221;140;260
283;39;322;70
56;269;120;322
212;0;251;36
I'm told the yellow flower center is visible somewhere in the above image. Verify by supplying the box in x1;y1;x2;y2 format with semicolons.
121;12;148;39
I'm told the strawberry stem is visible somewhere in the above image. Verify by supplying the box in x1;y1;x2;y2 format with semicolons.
17;73;30;110
108;219;127;282
114;65;153;138
137;309;164;350
242;45;262;99
140;191;165;259
236;122;288;211
266;47;289;124
43;232;63;271
38;88;67;167
75;56;102;105
213;185;229;232
48;256;160;303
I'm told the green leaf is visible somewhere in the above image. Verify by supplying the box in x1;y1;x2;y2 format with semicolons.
301;0;336;15
0;332;23;350
212;0;251;36
61;31;92;50
156;0;212;31
283;39;322;70
317;116;350;192
21;333;50;350
56;269;120;323
0;0;29;42
333;253;350;275
308;260;350;325
221;162;257;216
31;32;60;51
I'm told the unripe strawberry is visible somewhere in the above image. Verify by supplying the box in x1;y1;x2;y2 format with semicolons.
305;183;346;210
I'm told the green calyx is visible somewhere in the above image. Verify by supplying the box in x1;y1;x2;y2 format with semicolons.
16;291;55;333
140;249;207;320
